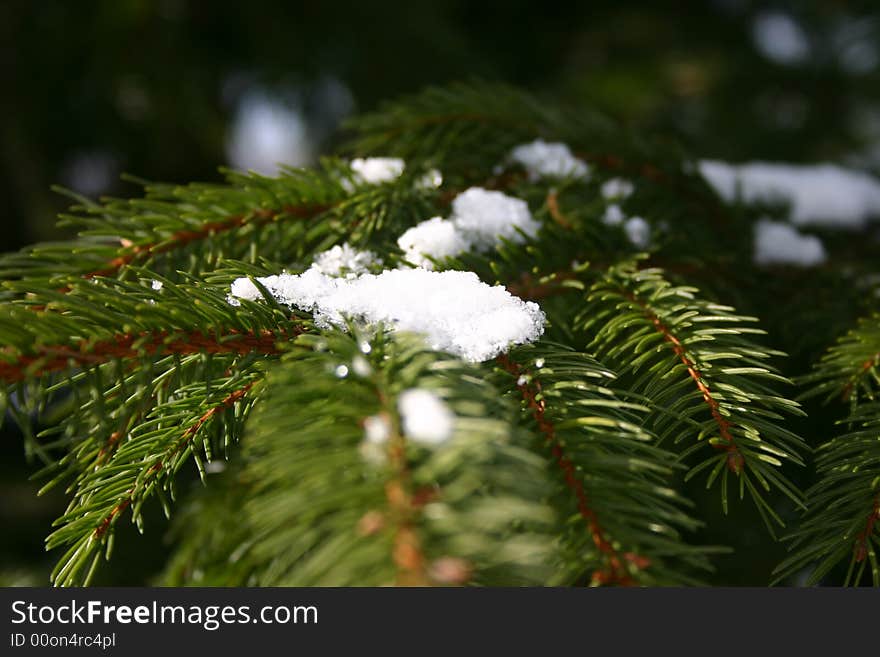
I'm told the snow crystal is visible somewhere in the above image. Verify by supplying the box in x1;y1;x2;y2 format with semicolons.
229;268;546;362
397;217;471;269
624;217;651;248
398;389;454;446
451;187;541;251
509;139;589;180
601;178;635;200
151;280;164;291
363;414;391;444
753;219;826;267
602;204;625;226
312;243;378;276
350;157;405;184
700;160;880;229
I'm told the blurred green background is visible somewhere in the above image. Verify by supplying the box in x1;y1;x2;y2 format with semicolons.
2;0;880;585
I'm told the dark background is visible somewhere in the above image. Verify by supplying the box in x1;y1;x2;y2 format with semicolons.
2;0;879;585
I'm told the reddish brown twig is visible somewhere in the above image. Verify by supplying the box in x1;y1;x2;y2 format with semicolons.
545;189;572;229
498;354;647;586
79;203;332;282
506;271;579;301
93;381;256;539
854;494;880;563
0;326;301;383
377;397;431;586
842;354;879;401
625;294;744;473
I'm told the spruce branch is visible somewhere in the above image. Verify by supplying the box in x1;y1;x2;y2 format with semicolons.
4;79;873;587
580;263;807;531
801;313;880;404
498;352;644;585
775;402;880;585
47;371;262;586
0;327;294;383
228;332;557;586
497;345;715;585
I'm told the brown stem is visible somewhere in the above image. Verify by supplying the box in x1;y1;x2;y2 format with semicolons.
93;381;255;539
0;326;300;383
624;293;744;473
379;394;430;586
842;354;879;401
545;189;572;229
78;203;332;282
498;354;647;586
854;494;880;563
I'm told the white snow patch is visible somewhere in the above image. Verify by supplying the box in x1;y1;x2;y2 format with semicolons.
509;139;589;180
601;178;635;200
226;90;313;174
151;280;163;291
363;414;391;444
229;268;545;362
699;160;880;229
624;217;651;248
312;243;379;276
602;204;625;226
352;355;372;377
398;389;454;446
751;11;810;66
451;187;541;250
398;188;540;268
420;169;443;189
397;217;471;269
753;219;826;267
350;157;405;184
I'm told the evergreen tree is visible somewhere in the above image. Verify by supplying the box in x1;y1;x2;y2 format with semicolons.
2;82;878;586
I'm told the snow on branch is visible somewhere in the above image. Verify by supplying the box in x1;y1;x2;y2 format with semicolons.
347;157;442;190
230;268;545;362
508;139;589;180
753;219;826;267
398;187;540;269
311;243;380;276
350;157;406;184
700;160;880;229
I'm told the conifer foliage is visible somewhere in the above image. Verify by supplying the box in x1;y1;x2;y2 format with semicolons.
1;82;878;586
